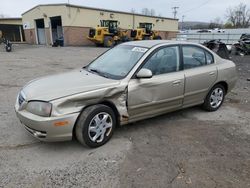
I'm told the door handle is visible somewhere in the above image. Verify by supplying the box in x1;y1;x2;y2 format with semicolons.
209;72;215;76
172;80;181;85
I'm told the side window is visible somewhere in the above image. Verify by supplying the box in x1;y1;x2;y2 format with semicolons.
183;46;206;69
143;46;180;75
205;51;214;64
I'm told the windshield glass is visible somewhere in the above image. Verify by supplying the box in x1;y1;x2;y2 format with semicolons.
87;45;148;79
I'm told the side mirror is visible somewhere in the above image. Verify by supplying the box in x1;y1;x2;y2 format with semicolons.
136;68;153;79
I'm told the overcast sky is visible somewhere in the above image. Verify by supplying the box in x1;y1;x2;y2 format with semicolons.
1;0;249;22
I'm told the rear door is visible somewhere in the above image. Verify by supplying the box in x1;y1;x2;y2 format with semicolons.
182;45;217;107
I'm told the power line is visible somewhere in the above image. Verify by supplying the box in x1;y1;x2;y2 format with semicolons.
181;0;212;14
172;6;179;19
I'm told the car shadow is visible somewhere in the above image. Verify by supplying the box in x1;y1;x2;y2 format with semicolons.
27;106;203;151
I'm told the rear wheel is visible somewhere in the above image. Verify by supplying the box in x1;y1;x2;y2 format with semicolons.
153;36;162;40
104;36;115;47
75;104;116;148
5;43;12;52
142;36;150;40
202;84;225;111
95;43;103;47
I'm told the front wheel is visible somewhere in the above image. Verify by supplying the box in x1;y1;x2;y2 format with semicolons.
202;84;225;111
75;105;116;148
104;36;115;47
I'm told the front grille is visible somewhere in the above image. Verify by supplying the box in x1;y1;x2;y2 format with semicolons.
89;28;96;38
18;93;25;106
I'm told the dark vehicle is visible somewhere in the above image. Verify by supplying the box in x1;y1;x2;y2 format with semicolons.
52;37;64;47
197;29;211;33
240;33;250;40
0;30;12;52
232;34;250;56
203;40;230;59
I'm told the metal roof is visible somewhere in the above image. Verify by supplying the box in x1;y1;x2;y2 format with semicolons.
22;3;178;21
0;18;22;20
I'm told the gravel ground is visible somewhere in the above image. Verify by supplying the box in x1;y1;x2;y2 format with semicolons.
0;44;249;188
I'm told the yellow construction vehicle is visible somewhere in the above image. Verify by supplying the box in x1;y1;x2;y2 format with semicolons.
87;20;129;47
130;23;162;40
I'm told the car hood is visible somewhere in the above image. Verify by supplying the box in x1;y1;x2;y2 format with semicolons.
22;69;120;101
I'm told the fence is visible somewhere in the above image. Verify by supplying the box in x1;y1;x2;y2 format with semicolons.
176;33;242;44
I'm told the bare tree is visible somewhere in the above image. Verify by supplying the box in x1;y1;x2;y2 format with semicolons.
0;14;5;18
131;8;136;13
209;17;223;29
225;3;250;28
141;8;157;16
150;9;155;16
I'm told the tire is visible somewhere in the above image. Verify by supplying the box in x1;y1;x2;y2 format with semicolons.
143;36;150;40
153;36;162;40
121;36;129;42
5;44;12;52
95;43;103;47
75;104;116;148
202;84;225;111
104;36;115;47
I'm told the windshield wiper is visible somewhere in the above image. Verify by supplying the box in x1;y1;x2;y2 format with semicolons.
88;68;109;78
89;68;100;74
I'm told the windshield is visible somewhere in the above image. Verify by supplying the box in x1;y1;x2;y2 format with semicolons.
87;45;148;79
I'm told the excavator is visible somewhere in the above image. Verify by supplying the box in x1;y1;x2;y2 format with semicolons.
87;20;129;47
130;22;162;41
0;30;12;52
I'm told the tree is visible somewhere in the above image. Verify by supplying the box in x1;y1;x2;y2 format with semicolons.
209;17;223;29
0;14;5;18
131;8;136;13
141;8;156;16
150;9;156;16
225;3;250;28
224;22;234;28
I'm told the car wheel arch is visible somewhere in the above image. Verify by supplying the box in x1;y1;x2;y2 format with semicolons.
202;81;228;105
214;81;228;94
72;100;120;139
99;100;120;127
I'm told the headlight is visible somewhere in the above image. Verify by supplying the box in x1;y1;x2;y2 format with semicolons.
26;101;52;117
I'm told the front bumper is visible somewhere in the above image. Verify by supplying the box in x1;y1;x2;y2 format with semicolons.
15;104;80;142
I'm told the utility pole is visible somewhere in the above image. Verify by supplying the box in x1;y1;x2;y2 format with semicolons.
67;0;71;18
172;6;179;19
181;15;185;30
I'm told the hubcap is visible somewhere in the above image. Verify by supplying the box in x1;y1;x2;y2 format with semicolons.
88;112;113;143
107;39;113;47
210;88;224;108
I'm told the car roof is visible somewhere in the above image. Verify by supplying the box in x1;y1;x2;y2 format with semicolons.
121;40;201;48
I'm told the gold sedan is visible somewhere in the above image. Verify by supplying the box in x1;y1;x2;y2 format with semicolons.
15;40;237;147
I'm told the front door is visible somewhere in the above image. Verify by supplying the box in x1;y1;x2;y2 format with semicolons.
128;45;185;121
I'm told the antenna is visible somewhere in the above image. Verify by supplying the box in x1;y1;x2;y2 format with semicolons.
172;6;179;19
